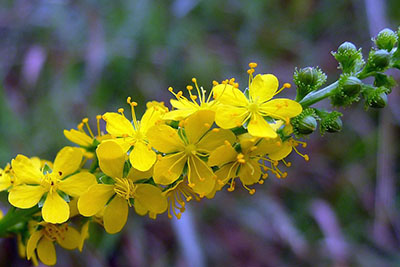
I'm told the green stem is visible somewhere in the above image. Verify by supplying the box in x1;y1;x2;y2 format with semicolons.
299;81;339;107
0;206;40;237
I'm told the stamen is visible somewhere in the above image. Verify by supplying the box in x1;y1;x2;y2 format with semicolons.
127;97;139;129
274;83;292;96
82;118;94;138
96;115;102;136
243;184;256;195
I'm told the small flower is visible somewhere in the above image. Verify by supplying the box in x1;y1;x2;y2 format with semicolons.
163;78;221;121
26;222;82;266
102;97;166;171
78;141;167;234
147;110;236;196
213;66;302;138
8;147;97;224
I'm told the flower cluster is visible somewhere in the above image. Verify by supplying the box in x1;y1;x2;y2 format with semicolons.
0;64;310;265
1;26;399;266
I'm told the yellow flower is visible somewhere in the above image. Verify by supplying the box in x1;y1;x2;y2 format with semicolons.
0;163;17;191
64;116;111;158
213;69;302;138
26;222;82;266
8;147;97;224
102;97;165;171
207;134;275;195
147;110;236;196
163;78;222;121
78;141;167;234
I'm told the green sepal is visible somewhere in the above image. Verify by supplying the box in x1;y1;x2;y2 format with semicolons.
57;190;70;203
42;163;52;175
291;108;320;136
316;110;343;135
38;193;48;208
330;74;362;106
332;42;364;74
294;67;327;101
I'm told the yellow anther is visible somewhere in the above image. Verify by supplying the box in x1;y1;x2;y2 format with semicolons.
248;62;258;68
249;189;256;195
237;153;244;159
204;123;210;128
282;172;288;178
177;91;183;97
218;179;224;185
118;108;124;114
190;95;198;100
258;180;264;184
233;83;239;88
304;155;310;161
96;115;102;120
168;87;174;92
78;123;84;130
222;80;228;85
188;183;195;188
224;140;231;146
212;80;219;86
283;83;291;88
186;85;193;90
250;146;258;152
262;173;268;179
192;78;197;83
238;159;246;164
247;69;255;75
212;128;220;133
82;118;89;123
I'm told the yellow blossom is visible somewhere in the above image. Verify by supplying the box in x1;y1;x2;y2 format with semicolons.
78;141;167;234
102;97;166;171
163;78;221;121
8;147;97;224
64;116;111;158
147;110;236;196
213;72;302;138
26;222;82;266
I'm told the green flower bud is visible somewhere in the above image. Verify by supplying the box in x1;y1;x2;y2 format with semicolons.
291;108;320;136
370;49;390;70
374;28;397;51
362;85;389;109
296;115;317;135
316;110;343;134
341;76;362;97
338;42;357;53
294;67;327;101
325;116;343;133
332;42;364;74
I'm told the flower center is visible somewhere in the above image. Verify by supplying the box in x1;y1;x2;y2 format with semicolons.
184;144;197;156
248;103;259;113
114;178;136;205
42;223;67;242
41;173;60;193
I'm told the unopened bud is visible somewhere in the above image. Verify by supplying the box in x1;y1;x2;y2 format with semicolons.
297;115;317;135
370;49;390;70
337;42;357;54
341;76;362;97
332;42;364;74
374;28;397;51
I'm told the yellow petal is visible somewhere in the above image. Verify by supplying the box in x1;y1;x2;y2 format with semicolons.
129;141;156;171
215;105;249;129
140;106;163;133
57;226;80;250
212;84;249;106
163;109;196;121
253;137;283;156
63;129;93;147
103;137;134;153
187;155;216;196
196;128;236;153
259;99;302;120
8;185;46;209
96;141;126;178
184;110;214;144
103;196;128;234
27;230;43;260
37;237;56;266
247;114;277;138
134;184;168;214
170;98;197;110
238;159;261;185
103;112;135;136
153;152;187;185
268;142;293;160
42;192;70;224
208;144;237;167
249;74;278;104
11;155;43;184
78;184;115;216
133;200;148;216
58;172;97;197
127;166;154;182
53;147;83;178
147;125;185;153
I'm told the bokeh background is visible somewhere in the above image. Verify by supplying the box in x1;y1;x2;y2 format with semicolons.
1;0;400;266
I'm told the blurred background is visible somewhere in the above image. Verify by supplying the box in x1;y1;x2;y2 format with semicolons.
1;0;400;266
